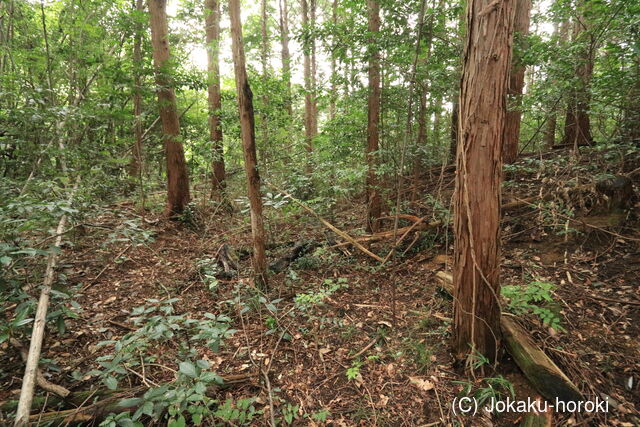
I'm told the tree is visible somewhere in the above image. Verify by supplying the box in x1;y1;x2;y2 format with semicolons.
562;1;594;148
301;0;317;176
147;0;191;215
365;0;382;232
453;0;514;364
229;0;268;289
205;0;226;196
503;0;531;164
278;0;292;116
129;0;145;194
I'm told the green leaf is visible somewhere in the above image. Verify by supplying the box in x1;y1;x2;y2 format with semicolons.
168;415;186;427
104;376;118;390
179;361;198;378
192;413;202;425
118;397;143;408
0;256;11;265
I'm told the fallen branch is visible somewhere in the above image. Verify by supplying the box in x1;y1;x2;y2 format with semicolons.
435;272;583;404
14;179;80;427
9;339;70;398
266;183;384;262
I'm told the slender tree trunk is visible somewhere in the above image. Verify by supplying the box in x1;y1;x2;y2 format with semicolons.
503;0;531;163
562;3;594;148
148;0;191;215
449;100;459;162
621;29;640;143
543;21;566;148
278;0;292;116
365;0;382;232
301;0;314;175
229;0;268;289
329;0;338;121
453;0;515;365
432;96;442;148
129;0;145;183
310;0;318;136
259;0;270;173
205;0;226;196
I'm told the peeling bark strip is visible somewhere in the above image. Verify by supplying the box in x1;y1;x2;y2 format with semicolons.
148;0;191;215
205;0;226;195
229;0;268;289
453;0;515;364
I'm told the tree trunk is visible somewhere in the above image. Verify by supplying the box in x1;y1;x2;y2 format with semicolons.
543;21;565;148
278;0;292;116
310;0;318;137
300;0;317;175
329;0;338;121
259;0;270;173
562;3;594;148
366;0;382;233
229;0;268;289
129;0;145;186
453;0;514;365
449;100;459;162
503;0;531;164
148;0;191;215
205;0;226;196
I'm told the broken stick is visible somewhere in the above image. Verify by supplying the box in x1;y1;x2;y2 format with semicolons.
14;179;79;427
265;183;384;262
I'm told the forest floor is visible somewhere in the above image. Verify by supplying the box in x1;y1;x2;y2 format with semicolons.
1;147;640;426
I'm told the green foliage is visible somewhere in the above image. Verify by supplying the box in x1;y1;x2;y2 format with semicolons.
294;278;349;311
195;257;220;293
346;359;363;381
454;376;516;413
88;298;235;390
501;280;565;331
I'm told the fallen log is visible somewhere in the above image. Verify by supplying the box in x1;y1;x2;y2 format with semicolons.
435;272;583;404
268;241;319;273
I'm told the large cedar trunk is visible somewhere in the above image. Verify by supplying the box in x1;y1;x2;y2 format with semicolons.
147;0;191;215
503;0;531;164
453;0;514;364
562;6;594;148
229;0;268;289
205;0;226;195
365;0;382;233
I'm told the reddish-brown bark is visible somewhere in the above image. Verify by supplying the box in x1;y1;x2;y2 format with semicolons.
562;4;594;148
503;0;531;164
205;0;226;196
453;0;515;364
148;0;191;215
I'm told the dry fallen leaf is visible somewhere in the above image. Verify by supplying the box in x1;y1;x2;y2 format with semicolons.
409;376;434;391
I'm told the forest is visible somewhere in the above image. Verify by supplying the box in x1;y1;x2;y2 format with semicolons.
0;0;639;425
